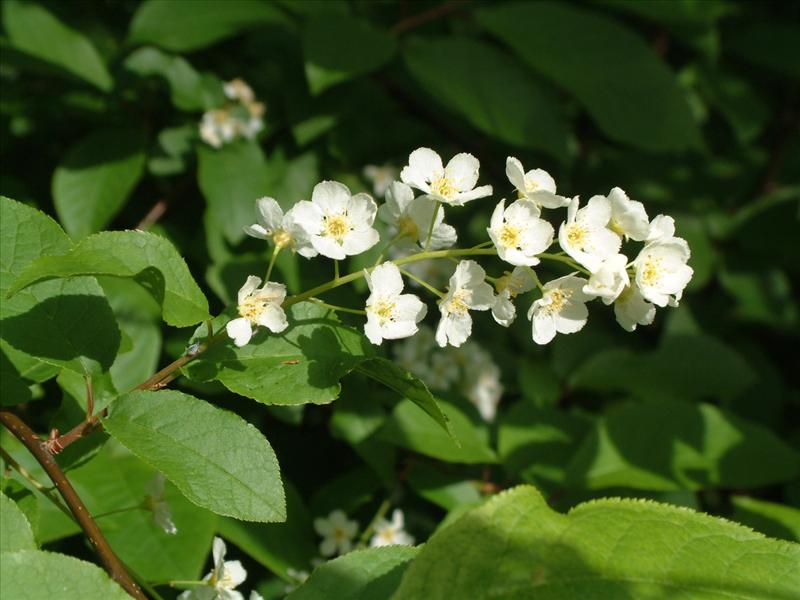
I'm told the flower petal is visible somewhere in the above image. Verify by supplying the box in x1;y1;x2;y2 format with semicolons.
226;318;253;347
445;152;480;192
255;197;284;231
312;180;351;213
401;147;443;191
505;156;526;192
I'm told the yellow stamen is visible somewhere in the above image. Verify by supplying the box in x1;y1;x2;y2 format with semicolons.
543;288;572;315
430;175;457;201
565;224;586;248
443;290;470;315
323;213;350;242
641;257;662;286
498;223;522;249
371;299;397;324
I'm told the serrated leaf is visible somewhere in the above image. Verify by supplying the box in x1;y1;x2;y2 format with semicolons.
356;358;452;439
7;230;210;327
404;37;569;161
393;485;800;599
129;0;287;52
290;546;418;600
197;141;272;244
103;390;285;522
476;1;702;151
52;130;146;238
303;14;396;94
2;0;112;91
566;400;800;490
0;550;130;599
0;492;36;552
125;47;223;111
379;398;496;465
731;496;800;543
184;302;371;406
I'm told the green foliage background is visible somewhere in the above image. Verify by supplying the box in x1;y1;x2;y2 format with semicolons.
1;0;799;598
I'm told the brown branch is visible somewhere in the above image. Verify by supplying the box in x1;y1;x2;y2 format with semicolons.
0;411;147;600
135;199;168;231
391;1;470;35
0;445;73;519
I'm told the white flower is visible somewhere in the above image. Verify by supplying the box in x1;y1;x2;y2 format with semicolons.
582;254;630;304
243;197;317;258
614;283;656;332
607;187;649;241
435;260;494;348
283;569;310;595
224;78;255;104
291;181;379;260
488;199;554;266
646;214;676;242
491;266;537;327
199;109;236;149
527;274;592;345
558;196;622;273
400;148;492;206
461;343;503;422
378;181;456;250
143;473;177;535
633;238;693;307
225;276;288;347
179;537;247;600
505;157;569;209
364;262;427;345
314;510;358;557
363;164;398;198
370;509;414;547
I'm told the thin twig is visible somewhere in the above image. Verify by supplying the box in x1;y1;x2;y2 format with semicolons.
135;199;168;231
391;0;469;35
0;445;73;519
0;411;147;600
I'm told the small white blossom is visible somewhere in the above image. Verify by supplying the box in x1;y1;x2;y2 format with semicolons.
363;164;398;198
364;262;427;345
488;199;554;266
492;266;537;327
199;109;236;149
292;181;379;260
461;343;503;422
646;214;676;242
200;79;265;148
558;196;622;273
400;148;492;206
283;568;310;595
607;187;649;241
583;254;630;304
179;537;247;600
633;238;693;307
379;181;456;250
143;473;177;535
314;510;358;557
226;276;288;347
370;509;414;548
505;157;569;209
223;78;255;104
243;197;317;257
614;283;656;332
527;274;592;345
435;260;494;348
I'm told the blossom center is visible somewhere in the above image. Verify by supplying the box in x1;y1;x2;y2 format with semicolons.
565;224;587;248
524;178;539;193
444;290;470;315
370;298;397;324
238;293;278;323
641;257;662;286
498;223;522;249
397;215;418;238
544;288;572;315
609;218;626;237
430;175;456;200
323;213;350;242
272;229;293;249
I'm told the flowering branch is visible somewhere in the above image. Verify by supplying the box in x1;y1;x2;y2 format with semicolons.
0;410;147;600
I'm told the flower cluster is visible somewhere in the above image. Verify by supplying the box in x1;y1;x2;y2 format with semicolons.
179;537;263;600
199;78;265;148
230;147;692;353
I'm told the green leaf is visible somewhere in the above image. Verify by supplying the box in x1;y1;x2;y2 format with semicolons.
218;483;316;579
0;492;36;552
379;398;496;465
103;390;285;522
2;0;112;91
356;358;452;439
727;23;800;79
197;141;272;244
0;349;31;406
566;400;800;490
52;130;146;238
731;496;800;543
129;0;287;52
7;230;210;327
303;15;397;95
0;550;130;599
404;37;569;161
185;302;371;406
476;1;702;151
125;47;223;112
288;546;418;600
393;485;800;599
406;463;482;511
